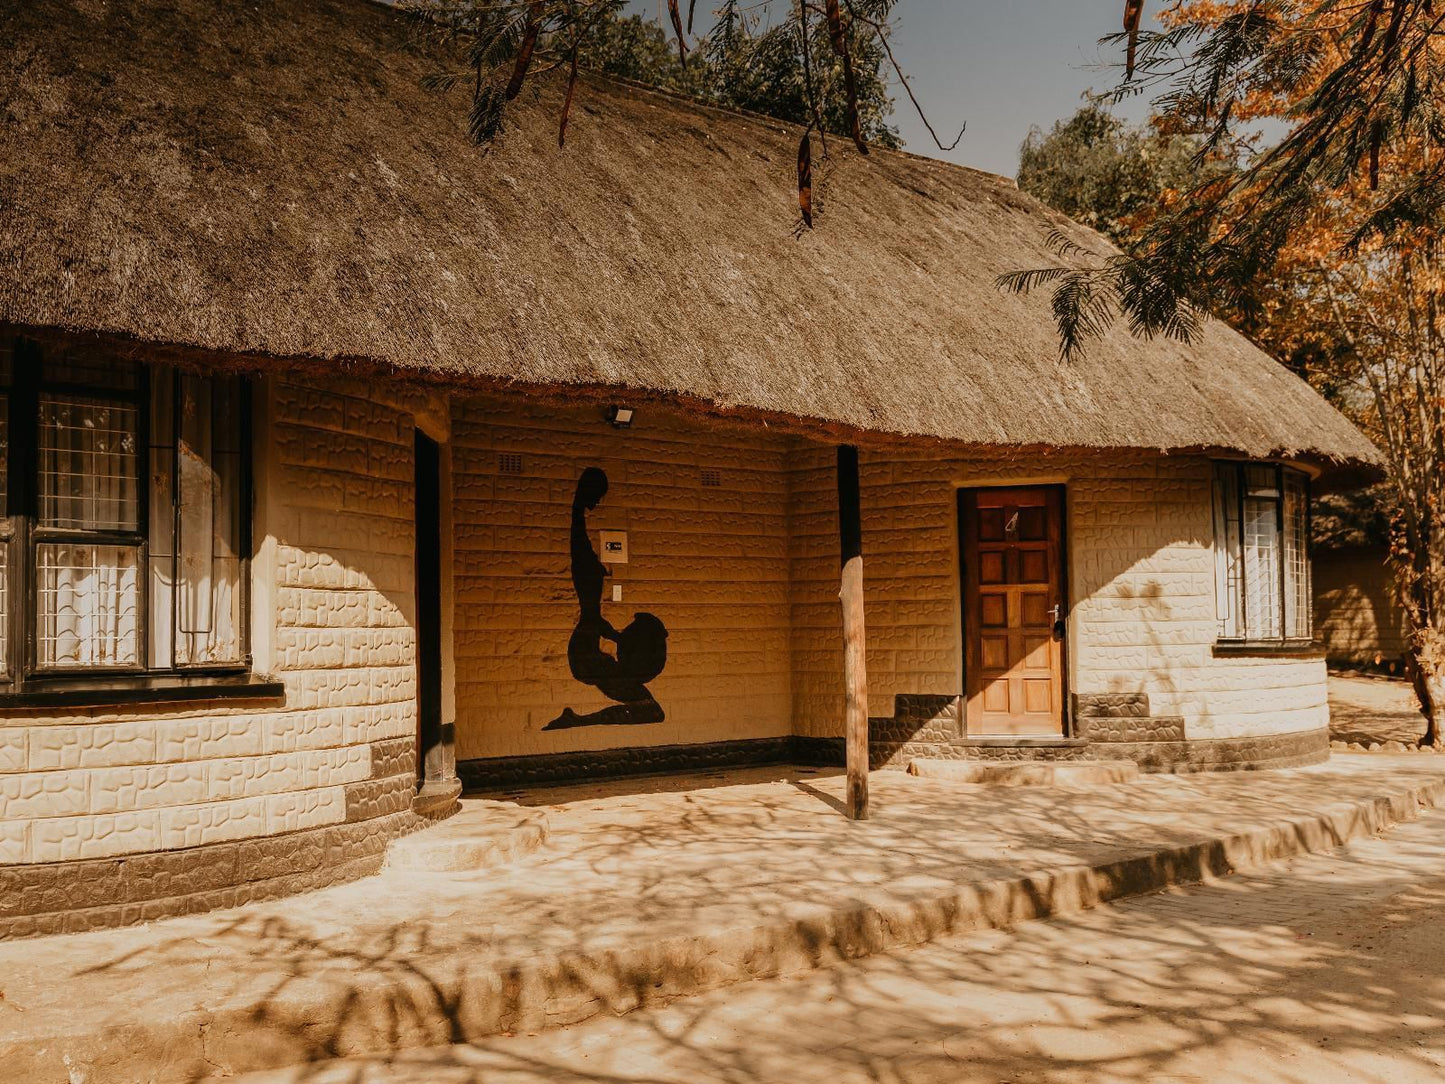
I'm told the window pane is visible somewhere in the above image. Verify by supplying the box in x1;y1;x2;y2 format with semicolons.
0;547;8;677
0;392;8;517
39;396;139;530
1244;465;1280;498
36;543;140;668
149;370;176;669
42;354;139;391
1242;468;1277;500
174;374;244;666
0;391;8;673
1283;471;1311;640
1212;464;1243;638
1243;495;1282;639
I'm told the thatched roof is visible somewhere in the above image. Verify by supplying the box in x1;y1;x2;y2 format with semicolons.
0;0;1378;468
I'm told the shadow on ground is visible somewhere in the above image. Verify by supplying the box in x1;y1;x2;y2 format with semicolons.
224;818;1445;1083
1330;671;1428;746
5;761;1445;1083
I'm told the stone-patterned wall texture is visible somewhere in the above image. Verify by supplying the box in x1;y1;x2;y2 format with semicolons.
0;373;421;871
787;444;1328;760
450;398;793;761
3;380;1335;903
1313;546;1408;665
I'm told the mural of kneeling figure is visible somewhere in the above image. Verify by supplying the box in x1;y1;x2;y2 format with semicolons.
545;467;669;730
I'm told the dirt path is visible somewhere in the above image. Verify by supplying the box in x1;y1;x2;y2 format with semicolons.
9;758;1445;1083
231;808;1445;1084
1330;671;1426;745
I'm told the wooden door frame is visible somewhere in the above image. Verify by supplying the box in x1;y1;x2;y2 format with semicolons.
414;429;443;783
956;483;1071;739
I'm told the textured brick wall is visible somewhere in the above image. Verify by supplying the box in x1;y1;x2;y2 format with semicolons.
0;373;420;866
788;445;1327;747
2;376;1337;872
1313;546;1408;664
451;397;792;761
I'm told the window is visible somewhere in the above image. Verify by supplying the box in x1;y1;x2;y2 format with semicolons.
1211;461;1312;644
0;337;251;692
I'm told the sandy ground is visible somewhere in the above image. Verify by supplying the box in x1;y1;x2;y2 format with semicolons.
1329;672;1427;746
230;805;1445;1084
6;759;1445;1084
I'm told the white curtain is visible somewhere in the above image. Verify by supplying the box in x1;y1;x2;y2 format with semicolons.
1283;473;1311;640
175;373;242;666
1242;497;1282;640
36;397;140;667
1211;464;1243;639
31;374;243;671
36;546;139;667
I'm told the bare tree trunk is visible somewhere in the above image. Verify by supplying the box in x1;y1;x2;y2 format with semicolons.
1397;547;1445;746
1412;657;1445;747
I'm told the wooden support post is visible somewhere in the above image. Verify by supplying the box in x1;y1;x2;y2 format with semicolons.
837;444;869;820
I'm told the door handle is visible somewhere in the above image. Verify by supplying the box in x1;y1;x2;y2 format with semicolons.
1050;602;1065;639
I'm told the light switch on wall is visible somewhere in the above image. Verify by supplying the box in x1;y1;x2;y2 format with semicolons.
599;530;628;564
612;584;623;603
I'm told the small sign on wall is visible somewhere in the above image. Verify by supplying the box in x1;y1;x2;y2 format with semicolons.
599;530;628;564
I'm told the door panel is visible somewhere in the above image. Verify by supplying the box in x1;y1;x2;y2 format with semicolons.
980;552;1005;584
961;486;1065;736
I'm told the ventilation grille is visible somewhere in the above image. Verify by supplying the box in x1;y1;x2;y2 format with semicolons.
700;469;722;487
498;452;524;475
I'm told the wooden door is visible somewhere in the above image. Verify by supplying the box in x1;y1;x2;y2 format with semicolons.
960;486;1066;736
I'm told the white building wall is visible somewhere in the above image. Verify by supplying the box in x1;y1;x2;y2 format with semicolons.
788;445;1326;744
0;372;421;866
2;387;1332;866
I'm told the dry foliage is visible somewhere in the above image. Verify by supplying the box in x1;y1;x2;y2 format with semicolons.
1165;0;1445;742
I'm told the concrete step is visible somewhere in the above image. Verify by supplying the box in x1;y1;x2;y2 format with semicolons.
909;758;1139;786
384;797;548;872
189;774;1442;1080
6;764;1445;1084
221;811;1445;1084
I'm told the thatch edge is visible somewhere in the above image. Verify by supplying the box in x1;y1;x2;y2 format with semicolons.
2;321;1379;489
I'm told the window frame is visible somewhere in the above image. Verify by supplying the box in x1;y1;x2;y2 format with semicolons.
0;336;262;701
1210;459;1315;650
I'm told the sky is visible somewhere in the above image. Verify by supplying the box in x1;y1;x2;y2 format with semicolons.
626;1;1155;178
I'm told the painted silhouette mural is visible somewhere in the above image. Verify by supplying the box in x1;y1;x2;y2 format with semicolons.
545;467;669;730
